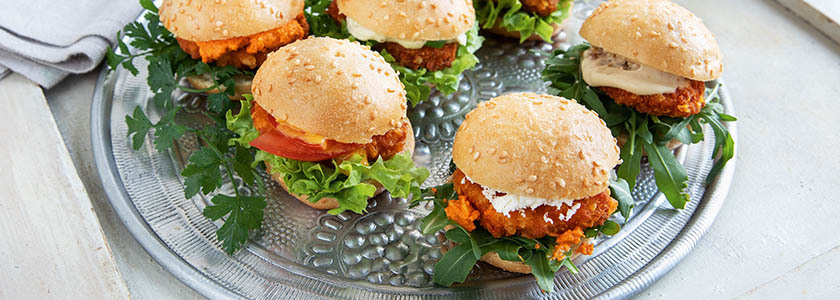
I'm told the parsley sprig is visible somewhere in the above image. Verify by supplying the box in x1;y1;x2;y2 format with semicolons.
107;0;264;254
542;43;736;209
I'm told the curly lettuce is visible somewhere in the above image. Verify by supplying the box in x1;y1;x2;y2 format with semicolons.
227;97;430;215
305;0;484;106
475;0;573;43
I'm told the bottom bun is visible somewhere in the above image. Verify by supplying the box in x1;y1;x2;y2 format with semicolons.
267;122;416;211
186;74;252;99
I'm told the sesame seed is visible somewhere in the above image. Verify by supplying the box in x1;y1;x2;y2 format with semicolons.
305;65;315;70
473;152;480;160
280;113;288;121
352;73;361;77
387;88;395;93
351;82;359;89
468;146;474;153
578;150;585;160
364;96;372;104
527;175;537;182
525;188;534;194
487;148;496;154
215;21;223;27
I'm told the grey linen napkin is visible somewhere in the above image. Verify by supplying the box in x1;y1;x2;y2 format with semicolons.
0;1;143;88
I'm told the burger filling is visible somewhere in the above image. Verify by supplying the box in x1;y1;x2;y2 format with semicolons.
326;2;464;71
250;102;407;163
581;47;706;117
445;169;617;239
176;14;309;69
521;0;563;17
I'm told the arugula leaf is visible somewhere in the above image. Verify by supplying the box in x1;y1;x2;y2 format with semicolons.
475;0;573;43
419;183;457;234
609;177;634;221
203;194;267;254
433;243;481;286
525;251;557;292
305;0;351;39
643;142;690;208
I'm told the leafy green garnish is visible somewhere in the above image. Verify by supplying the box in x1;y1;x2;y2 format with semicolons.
542;43;736;209
305;0;484;105
420;186;588;293
228;98;430;215
107;1;264;254
475;0;573;43
609;177;634;221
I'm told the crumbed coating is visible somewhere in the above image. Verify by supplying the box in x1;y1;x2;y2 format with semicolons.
521;0;561;17
600;79;706;118
448;169;617;239
177;14;308;69
381;42;458;71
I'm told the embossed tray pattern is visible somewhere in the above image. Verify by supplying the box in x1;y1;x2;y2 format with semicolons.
91;11;737;300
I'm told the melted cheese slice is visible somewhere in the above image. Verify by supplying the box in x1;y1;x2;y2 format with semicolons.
581;48;689;95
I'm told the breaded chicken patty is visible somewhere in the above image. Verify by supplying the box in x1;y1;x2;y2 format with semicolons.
177;14;309;69
381;42;458;71
521;0;562;17
446;169;617;239
600;79;706;118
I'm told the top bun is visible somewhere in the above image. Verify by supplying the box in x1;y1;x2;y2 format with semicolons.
452;93;620;200
159;0;305;42
579;0;722;81
336;0;475;41
251;37;407;144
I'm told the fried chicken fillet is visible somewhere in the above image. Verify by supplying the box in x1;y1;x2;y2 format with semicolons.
521;0;562;17
326;0;458;71
177;14;309;69
446;169;617;239
600;80;706;118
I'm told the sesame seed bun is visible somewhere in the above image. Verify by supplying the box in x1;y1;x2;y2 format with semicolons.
251;37;408;144
579;0;722;81
159;0;305;42
269;125;415;210
452;93;620;201
336;0;475;41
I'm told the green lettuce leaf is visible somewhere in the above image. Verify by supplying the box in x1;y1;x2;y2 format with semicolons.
475;0;573;43
226;97;430;215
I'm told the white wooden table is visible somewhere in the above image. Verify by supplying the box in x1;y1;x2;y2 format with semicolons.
2;0;839;298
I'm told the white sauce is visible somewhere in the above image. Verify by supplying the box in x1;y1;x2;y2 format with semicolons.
463;175;578;221
345;17;466;49
581;47;689;95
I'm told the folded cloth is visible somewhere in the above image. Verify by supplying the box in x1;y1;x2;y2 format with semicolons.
0;1;143;88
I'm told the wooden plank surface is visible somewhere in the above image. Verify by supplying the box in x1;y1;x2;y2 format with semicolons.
777;0;840;44
0;74;129;299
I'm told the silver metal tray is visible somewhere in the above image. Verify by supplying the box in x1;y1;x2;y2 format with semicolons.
91;11;737;300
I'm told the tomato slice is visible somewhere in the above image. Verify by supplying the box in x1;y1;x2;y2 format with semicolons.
250;128;363;162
